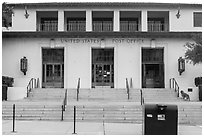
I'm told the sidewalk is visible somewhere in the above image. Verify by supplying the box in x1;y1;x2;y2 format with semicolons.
2;120;202;135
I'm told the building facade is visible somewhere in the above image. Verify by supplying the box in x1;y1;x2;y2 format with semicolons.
2;3;202;92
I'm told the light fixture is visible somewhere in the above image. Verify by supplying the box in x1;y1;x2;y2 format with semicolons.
178;57;185;75
176;6;181;19
20;56;28;75
24;6;29;19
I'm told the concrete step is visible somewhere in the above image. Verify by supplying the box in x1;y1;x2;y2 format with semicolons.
2;103;201;124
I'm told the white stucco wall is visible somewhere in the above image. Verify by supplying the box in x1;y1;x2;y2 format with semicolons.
169;8;202;32
2;38;42;87
65;41;91;89
2;37;202;90
115;39;141;88
3;8;36;31
166;38;202;91
2;6;201;32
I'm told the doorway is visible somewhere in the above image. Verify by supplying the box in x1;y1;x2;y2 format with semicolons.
142;48;164;88
42;48;64;88
92;48;114;88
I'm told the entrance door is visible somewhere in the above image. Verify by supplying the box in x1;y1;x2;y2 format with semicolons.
142;48;164;88
142;64;164;88
92;49;114;88
93;63;113;87
42;48;64;88
44;64;64;88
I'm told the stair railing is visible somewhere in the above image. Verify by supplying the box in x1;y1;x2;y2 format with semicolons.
170;78;180;97
62;89;68;111
126;78;130;100
140;89;144;105
130;78;133;88
27;78;39;97
77;78;80;101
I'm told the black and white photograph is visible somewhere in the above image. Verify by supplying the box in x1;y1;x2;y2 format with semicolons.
1;0;202;135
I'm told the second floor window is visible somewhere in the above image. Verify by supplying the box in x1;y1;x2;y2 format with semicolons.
194;12;202;27
40;18;58;31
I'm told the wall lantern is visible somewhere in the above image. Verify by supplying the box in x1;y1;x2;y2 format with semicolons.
24;6;29;19
178;57;185;75
176;6;181;19
20;56;28;75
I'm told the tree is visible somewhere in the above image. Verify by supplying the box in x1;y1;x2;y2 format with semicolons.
2;2;14;28
184;33;202;65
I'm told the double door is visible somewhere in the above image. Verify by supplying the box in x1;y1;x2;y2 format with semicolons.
142;63;164;88
42;63;64;88
92;63;114;88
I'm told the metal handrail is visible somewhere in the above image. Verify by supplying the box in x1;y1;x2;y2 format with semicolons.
140;89;145;105
27;78;39;97
62;89;68;111
148;22;169;32
170;78;180;97
126;78;130;100
120;22;140;32
93;21;113;32
77;78;80;101
66;21;86;32
37;23;58;31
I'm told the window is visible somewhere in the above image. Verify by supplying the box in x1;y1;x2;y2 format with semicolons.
194;12;202;27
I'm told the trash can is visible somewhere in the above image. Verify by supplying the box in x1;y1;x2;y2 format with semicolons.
143;104;178;135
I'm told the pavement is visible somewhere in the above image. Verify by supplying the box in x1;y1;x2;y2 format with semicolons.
2;120;202;135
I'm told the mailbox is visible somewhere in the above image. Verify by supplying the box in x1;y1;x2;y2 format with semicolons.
20;56;28;75
143;104;178;135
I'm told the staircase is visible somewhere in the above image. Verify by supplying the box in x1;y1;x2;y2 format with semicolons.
2;88;202;125
2;102;63;121
2;88;66;121
28;88;66;101
142;88;182;103
64;104;142;123
178;104;202;125
67;88;141;102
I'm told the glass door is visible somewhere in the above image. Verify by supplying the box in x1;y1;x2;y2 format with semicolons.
142;48;164;88
42;48;64;88
43;63;64;88
93;63;113;87
92;48;114;88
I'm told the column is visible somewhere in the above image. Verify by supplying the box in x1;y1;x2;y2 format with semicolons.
114;10;120;31
141;10;148;31
86;10;92;31
58;10;64;31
